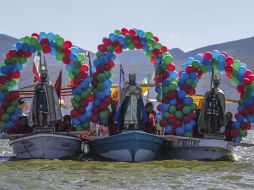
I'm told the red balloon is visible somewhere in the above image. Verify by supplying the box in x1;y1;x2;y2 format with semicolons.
99;103;108;110
150;57;157;64
31;33;39;39
230;129;240;137
70;110;79;118
91;115;99;122
167;63;176;71
92;106;99;113
175;120;182;127
160;46;168;53
225;57;234;66
103;38;112;46
121;28;129;35
104;96;112;104
80;71;87;80
135;43;142;49
159;119;167;127
63;41;72;49
88;94;95;102
115;45;123;54
81;99;88;107
236;85;244;93
80;64;89;72
40;38;49;45
63;56;71;64
98;44;106;52
129;29;136;36
153;36;159;42
225;65;233;73
11;71;21;79
176;103;184;110
203;52;212;60
221;52;228;58
242;78;251;86
9;50;17;57
241;122;251;130
42;46;51;54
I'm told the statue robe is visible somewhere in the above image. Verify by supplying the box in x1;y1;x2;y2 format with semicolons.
198;88;226;133
30;82;62;127
114;83;148;131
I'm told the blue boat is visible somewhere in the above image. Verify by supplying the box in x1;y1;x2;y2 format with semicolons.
88;131;165;162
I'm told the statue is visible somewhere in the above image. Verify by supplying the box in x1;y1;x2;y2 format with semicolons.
114;73;148;131
198;75;226;134
30;54;62;131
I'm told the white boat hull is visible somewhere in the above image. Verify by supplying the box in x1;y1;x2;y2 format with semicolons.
10;133;81;159
162;138;234;161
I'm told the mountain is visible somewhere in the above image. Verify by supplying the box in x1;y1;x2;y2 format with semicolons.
0;34;253;112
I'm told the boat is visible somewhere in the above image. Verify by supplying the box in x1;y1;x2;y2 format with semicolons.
161;135;234;161
9;133;81;159
88;130;165;162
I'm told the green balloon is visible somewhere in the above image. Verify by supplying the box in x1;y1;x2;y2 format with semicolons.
175;111;183;119
7;106;16;114
160;63;167;70
145;51;152;58
192;60;200;69
77;54;85;62
99;111;109;120
125;35;132;42
185;132;193;137
156;95;161;102
56;37;64;46
169;106;176;113
156;123;162;130
30;37;39;46
96;51;104;58
97;82;106;91
56;53;64;61
81;122;90;129
231;77;238;85
72;68;80;77
233;60;241;70
162;112;169;119
240;129;248;137
183;106;191;115
164;55;173;64
75;125;83;131
162;86;170;95
73;102;80;109
68;73;74;80
0;122;5;129
97;73;106;82
105;71;113;79
11;100;19;107
107;45;115;52
19;57;27;64
128;42;135;50
35;43;43;51
8;80;17;87
168;82;177;91
73;95;81;102
81;91;89;99
190;103;198;111
147;39;155;47
145;32;153;39
2;114;9;122
154;42;162;49
114;29;122;35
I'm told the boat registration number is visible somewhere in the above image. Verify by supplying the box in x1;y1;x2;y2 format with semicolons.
181;139;200;147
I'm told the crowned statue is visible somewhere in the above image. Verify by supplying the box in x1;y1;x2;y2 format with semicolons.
198;75;226;134
114;73;148;131
30;53;62;131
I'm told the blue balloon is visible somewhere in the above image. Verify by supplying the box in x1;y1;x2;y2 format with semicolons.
186;57;194;64
217;62;225;71
39;32;47;39
50;49;56;56
212;50;220;59
156;113;161;121
99;119;108;125
169;99;177;106
238;66;247;76
160;104;169;112
70;47;79;54
137;29;145;37
72;87;82;95
180;72;189;81
169;71;178;79
178;90;186;99
72;118;80;126
66;64;74;72
155;86;161;94
183;97;193;106
184;123;193;132
6;122;14;129
109;33;117;41
195;54;203;63
79;115;87;122
234;136;242;142
118;36;126;45
217;54;226;63
235;114;244;123
21;43;29;51
29;45;37;53
1;66;9;75
96;91;106;100
11;114;19;122
104;89;111;96
165;125;173;134
47;32;55;42
15;64;23;71
93;99;101;106
162;79;170;86
176;127;185;136
70;54;78;62
16;42;22;50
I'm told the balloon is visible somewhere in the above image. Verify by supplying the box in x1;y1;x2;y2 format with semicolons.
176;127;185;136
165;125;173;134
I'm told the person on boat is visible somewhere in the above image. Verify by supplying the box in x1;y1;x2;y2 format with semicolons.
114;73;148;131
225;112;234;141
98;125;109;136
30;66;62;130
198;75;226;134
193;109;202;138
55;120;64;132
63;115;75;132
7;116;32;134
143;102;156;134
108;101;118;135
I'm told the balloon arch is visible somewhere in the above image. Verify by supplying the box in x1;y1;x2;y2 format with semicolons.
0;32;92;130
178;50;253;142
90;28;178;129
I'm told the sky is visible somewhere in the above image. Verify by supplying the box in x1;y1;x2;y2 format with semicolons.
0;0;253;52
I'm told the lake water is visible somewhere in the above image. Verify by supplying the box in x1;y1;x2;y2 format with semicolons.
0;131;253;190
